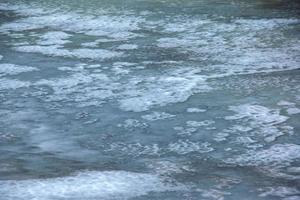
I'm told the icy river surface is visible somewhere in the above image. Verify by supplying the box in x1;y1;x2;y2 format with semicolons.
0;0;300;199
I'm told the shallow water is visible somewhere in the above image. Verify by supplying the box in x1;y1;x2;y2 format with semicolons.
0;0;300;199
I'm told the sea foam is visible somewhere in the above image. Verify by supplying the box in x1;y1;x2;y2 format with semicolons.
0;171;179;200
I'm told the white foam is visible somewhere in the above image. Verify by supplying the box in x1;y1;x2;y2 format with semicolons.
234;18;299;30
225;104;289;142
107;140;213;156
0;78;30;90
167;140;213;155
118;68;211;112
186;120;215;127
286;107;300;115
259;186;300;198
141;112;175;121
174;126;197;136
277;101;300;115
0;4;144;41
111;62;134;75
117;44;138;50
2;2;299;113
227;144;300;167
118;119;148;129
107;143;161;156
0;3;47;16
226;104;288;123
37;31;71;45
81;38;119;48
0;63;38;76
157;17;300;77
186;108;206;113
81;41;99;47
146;160;195;175
278;101;296;106
0;55;3;60
35;72;116;105
283;197;300;200
174;120;215;136
164;19;211;33
15;45;123;60
0;171;178;200
214;132;230;142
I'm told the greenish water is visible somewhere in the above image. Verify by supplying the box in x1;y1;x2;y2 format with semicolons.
0;0;300;199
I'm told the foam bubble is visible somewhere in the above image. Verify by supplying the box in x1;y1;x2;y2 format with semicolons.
0;171;179;200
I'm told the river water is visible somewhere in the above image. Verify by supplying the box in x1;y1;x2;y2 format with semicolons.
0;0;300;199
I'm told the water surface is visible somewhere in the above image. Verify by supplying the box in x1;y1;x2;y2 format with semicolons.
0;0;300;199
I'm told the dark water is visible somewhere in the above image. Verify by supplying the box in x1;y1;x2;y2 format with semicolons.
0;0;300;199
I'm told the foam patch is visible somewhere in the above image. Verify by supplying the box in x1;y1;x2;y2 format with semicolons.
0;63;38;76
0;171;179;200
